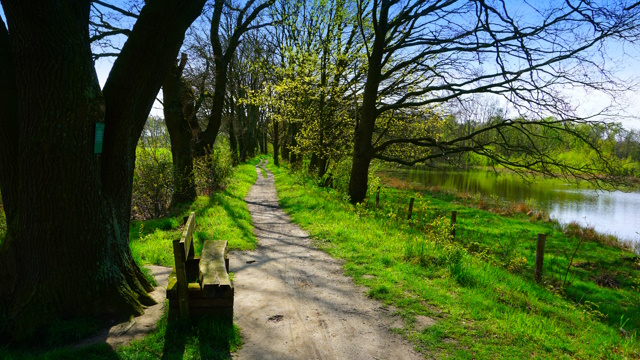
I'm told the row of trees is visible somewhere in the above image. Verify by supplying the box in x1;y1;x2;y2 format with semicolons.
218;0;640;202
436;110;640;176
1;0;640;341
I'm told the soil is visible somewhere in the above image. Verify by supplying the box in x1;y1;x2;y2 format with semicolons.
231;160;421;359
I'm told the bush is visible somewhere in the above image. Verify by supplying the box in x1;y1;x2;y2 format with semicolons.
194;139;233;195
131;147;173;220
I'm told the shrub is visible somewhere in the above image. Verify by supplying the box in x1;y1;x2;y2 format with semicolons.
194;139;233;195
132;147;173;220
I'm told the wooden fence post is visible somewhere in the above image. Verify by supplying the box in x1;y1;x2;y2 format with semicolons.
376;186;380;207
407;197;415;220
535;234;547;283
451;211;457;239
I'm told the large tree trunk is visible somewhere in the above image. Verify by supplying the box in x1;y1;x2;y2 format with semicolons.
194;62;227;156
347;5;387;204
0;0;204;342
164;60;197;206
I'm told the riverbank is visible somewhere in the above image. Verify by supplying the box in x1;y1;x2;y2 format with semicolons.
380;167;640;248
267;158;640;358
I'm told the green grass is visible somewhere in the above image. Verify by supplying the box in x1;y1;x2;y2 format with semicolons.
0;160;258;359
266;158;640;359
129;161;258;268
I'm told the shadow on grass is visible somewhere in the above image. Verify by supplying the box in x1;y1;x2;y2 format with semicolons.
0;342;120;360
162;315;240;360
0;314;241;360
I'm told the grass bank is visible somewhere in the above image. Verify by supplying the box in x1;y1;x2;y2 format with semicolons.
1;160;258;359
129;160;258;269
267;159;640;359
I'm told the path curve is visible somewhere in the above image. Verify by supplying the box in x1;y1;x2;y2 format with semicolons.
231;161;421;360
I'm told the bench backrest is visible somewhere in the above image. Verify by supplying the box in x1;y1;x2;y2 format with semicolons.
174;212;196;263
172;211;196;317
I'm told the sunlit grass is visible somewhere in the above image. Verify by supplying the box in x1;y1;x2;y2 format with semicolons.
267;158;640;359
129;161;258;268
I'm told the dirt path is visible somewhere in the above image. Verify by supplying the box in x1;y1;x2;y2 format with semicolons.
231;160;422;360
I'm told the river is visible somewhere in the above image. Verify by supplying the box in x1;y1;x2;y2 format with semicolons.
383;168;640;244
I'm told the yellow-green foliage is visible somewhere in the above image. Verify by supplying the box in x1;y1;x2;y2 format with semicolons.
193;138;234;194
132;146;174;219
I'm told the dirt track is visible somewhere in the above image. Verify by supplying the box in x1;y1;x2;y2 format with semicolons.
231;161;421;360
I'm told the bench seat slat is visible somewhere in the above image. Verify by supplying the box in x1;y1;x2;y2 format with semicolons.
200;241;231;292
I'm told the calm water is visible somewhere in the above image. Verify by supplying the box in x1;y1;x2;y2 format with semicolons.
384;168;640;244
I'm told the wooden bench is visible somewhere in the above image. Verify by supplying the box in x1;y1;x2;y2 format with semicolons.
166;212;234;318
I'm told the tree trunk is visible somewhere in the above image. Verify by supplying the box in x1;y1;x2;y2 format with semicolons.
318;156;328;178
164;61;197;206
246;104;258;158
309;153;319;173
194;63;227;156
263;130;268;155
0;0;204;341
289;123;301;167
258;130;265;153
273;118;279;165
347;4;387;204
228;102;239;165
239;140;247;162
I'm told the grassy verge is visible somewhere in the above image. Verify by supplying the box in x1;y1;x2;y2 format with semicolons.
129;160;258;268
267;159;640;359
1;160;258;359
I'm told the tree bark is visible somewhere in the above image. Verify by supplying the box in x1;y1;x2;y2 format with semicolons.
347;2;388;204
163;60;197;206
309;153;319;173
273;117;280;165
318;156;328;178
262;130;268;155
0;0;205;341
228;96;239;165
194;59;227;156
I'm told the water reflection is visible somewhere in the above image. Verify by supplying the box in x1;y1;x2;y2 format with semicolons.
385;168;640;243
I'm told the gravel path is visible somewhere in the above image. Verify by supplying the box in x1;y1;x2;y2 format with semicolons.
231;160;421;360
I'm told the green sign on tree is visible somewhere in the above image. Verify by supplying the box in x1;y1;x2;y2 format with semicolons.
94;122;105;154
